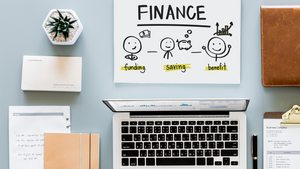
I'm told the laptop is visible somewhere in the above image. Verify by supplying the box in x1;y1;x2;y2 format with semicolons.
103;98;249;169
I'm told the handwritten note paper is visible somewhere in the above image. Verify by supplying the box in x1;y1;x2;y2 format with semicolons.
9;106;70;169
10;132;45;168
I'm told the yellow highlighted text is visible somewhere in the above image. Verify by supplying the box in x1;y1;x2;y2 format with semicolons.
163;63;191;73
121;63;146;73
205;63;227;71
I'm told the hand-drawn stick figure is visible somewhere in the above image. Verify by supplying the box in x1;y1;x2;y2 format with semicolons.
123;36;142;61
160;37;175;59
202;37;231;62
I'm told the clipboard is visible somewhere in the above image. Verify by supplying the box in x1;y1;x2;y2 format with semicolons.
264;112;284;120
263;108;300;169
264;105;300;126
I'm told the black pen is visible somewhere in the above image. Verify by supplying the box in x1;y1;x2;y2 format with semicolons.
252;135;257;169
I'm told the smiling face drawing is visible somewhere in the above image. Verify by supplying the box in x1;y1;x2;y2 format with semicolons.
207;37;226;55
123;36;142;54
160;37;175;52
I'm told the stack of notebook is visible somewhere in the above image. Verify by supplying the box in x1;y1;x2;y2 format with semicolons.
44;133;99;169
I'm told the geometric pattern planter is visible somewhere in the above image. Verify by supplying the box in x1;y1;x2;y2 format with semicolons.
42;9;83;45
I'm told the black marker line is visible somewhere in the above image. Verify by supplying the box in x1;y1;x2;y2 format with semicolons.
147;51;158;53
137;24;211;28
191;51;202;53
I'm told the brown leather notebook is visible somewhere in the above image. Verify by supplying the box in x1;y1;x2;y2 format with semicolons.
261;6;300;87
44;133;99;169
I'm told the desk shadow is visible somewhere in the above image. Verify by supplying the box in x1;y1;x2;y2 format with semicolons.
114;83;240;89
47;33;84;56
23;91;80;105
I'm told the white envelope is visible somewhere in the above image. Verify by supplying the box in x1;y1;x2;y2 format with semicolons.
22;55;82;92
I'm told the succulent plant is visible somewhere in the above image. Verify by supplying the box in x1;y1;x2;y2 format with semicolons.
46;9;78;41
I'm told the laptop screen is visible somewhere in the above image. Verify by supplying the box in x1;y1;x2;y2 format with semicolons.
103;99;249;112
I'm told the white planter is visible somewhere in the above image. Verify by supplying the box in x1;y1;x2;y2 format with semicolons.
42;9;83;45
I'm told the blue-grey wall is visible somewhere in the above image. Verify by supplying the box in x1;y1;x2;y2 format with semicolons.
1;0;300;168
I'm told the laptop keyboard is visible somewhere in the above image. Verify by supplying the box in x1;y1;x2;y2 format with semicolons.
121;120;239;167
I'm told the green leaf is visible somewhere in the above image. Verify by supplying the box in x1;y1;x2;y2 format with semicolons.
46;21;55;26
67;27;70;33
67;18;71;22
64;15;68;21
62;29;67;32
57;30;62;36
50;27;57;31
52;32;58;40
53;23;59;26
63;32;68;41
48;30;56;34
66;32;69;38
69;20;78;24
50;17;58;22
57;9;64;19
57;25;62;31
69;25;74;29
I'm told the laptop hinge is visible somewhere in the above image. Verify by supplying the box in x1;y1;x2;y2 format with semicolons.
130;111;230;118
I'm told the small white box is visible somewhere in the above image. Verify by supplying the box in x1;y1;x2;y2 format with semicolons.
22;55;82;92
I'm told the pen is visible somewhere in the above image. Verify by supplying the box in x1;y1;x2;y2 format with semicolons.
252;135;257;169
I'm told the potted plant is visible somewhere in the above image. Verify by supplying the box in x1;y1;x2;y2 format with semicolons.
42;9;83;45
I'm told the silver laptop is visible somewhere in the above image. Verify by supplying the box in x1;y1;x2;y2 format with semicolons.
103;98;249;169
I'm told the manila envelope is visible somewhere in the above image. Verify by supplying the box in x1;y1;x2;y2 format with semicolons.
44;133;99;169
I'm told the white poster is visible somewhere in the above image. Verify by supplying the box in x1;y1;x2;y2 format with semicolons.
114;0;241;83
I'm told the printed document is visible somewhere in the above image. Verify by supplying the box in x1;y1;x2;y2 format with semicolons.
9;106;70;169
264;119;300;169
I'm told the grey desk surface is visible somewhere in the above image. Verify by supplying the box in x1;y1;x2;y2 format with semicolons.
1;0;300;168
